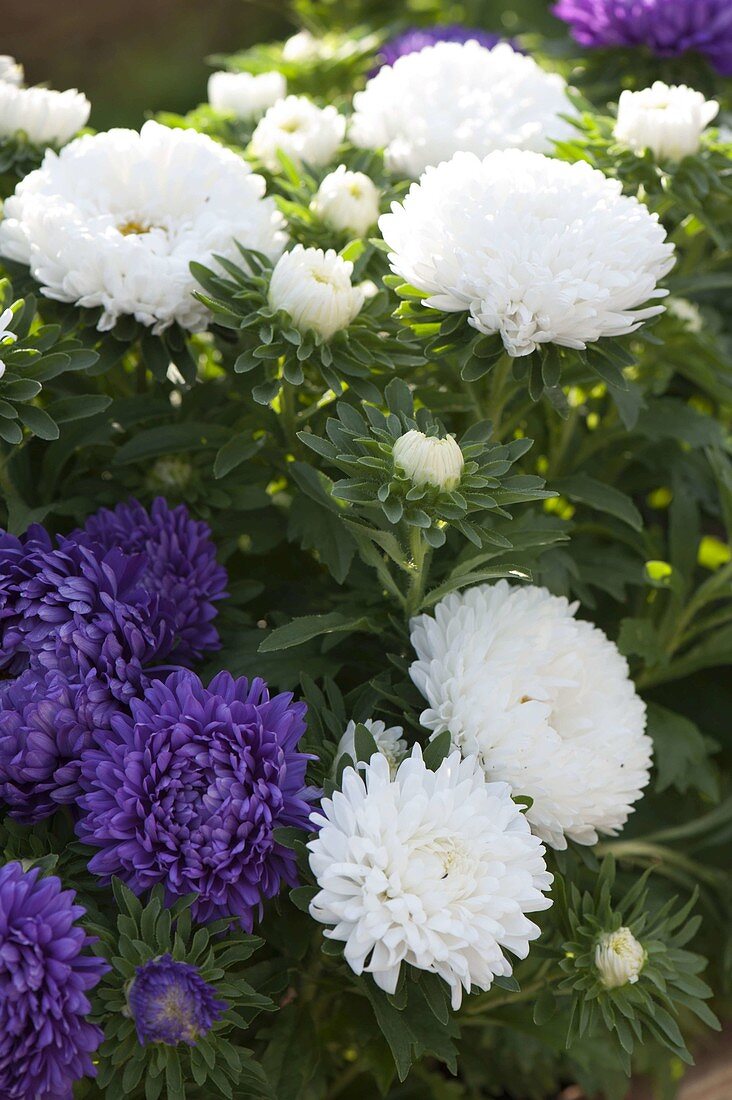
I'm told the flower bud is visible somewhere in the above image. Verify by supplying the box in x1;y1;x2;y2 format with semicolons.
595;927;646;989
392;429;464;491
251;95;345;171
207;70;285;120
268;245;364;340
333;718;407;778
312;166;380;237
614;82;718;161
282;30;322;62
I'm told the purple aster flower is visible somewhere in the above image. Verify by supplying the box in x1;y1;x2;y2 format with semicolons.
0;862;108;1100
128;955;226;1046
377;24;517;70
0;524;54;674
0;666;100;823
553;0;732;76
69;498;228;663
78;669;315;929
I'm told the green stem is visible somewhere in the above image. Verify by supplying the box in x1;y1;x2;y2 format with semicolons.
485;353;514;431
278;378;300;454
404;527;432;621
462;967;562;1018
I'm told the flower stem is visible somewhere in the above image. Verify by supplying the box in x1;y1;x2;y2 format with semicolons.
278;378;300;454
485;352;514;431
404;526;432;621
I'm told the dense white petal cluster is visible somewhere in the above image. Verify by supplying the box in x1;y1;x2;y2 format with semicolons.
311;166;380;237
309;746;553;1008
333;718;407;777
350;41;576;177
380;149;674;357
0;84;90;145
409;582;652;849
392;430;464;491
268;245;363;339
0;55;23;86
595;928;646;989
0;121;286;334
614;82;719;161
251;95;345;171
207;70;286;120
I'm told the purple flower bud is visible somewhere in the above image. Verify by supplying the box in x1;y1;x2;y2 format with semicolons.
128;955;226;1046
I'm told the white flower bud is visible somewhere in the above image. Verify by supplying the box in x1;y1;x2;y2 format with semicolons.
0;306;16;379
207;70;286;121
595;927;646;989
268;245;364;340
282;30;322;62
0;84;90;145
392;429;464;491
614;82;719;161
333;718;407;778
667;297;703;333
311;166;380;237
148;457;193;492
251;95;345;171
0;55;23;87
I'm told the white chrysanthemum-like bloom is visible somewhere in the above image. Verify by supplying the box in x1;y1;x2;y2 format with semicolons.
0;121;286;334
595;928;646;989
251;95;345;171
268;245;363;340
614;82;719;161
0;55;23;86
207;70;286;120
0;84;90;145
409;582;652;850
333;718;407;778
282;30;323;62
393;429;464;491
311;166;380;237
309;746;553;1008
350;41;577;177
380;149;674;357
0;305;17;379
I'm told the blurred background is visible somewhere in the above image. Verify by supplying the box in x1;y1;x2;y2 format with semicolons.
3;0;293;129
3;1;565;130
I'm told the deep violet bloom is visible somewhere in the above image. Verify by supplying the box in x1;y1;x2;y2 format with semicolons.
553;0;732;76
0;666;100;822
128;955;226;1046
377;24;517;69
68;497;228;663
0;524;54;673
0;862;108;1100
78;669;315;929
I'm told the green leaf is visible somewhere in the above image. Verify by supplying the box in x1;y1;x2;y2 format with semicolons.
17;405;59;440
258;611;378;653
552;473;642;531
213;433;262;479
422;731;452;771
647;703;719;799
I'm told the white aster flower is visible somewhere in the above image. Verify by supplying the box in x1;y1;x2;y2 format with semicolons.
0;55;23;87
667;297;703;333
0;120;286;334
614;82;719;161
380;149;674;357
393;429;464;491
268;245;363;340
309;746;553;1008
0;305;17;379
311;166;380;237
250;95;345;171
333;718;407;778
409;581;652;850
595;927;646;989
0;84;90;146
207;70;286;120
282;30;323;62
350;41;577;177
